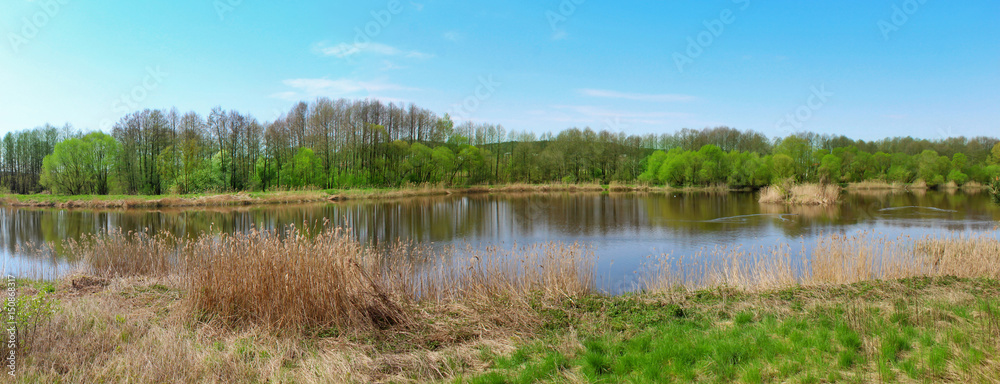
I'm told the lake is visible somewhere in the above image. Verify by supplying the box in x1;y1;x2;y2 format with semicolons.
3;190;998;290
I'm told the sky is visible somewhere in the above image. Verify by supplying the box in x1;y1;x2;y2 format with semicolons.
1;0;998;141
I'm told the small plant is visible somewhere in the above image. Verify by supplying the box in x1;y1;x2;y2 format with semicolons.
4;291;59;355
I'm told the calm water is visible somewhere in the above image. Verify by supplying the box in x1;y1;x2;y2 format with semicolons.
3;190;998;289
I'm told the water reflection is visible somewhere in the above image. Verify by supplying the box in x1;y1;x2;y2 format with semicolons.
2;191;998;280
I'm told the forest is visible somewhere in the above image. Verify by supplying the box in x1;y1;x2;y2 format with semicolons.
1;98;999;195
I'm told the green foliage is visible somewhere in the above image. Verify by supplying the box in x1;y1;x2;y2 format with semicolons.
40;131;119;195
10;290;59;353
9;102;1000;195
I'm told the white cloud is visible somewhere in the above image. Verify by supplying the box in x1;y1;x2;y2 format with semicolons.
313;42;433;59
443;31;463;42
275;78;417;100
578;89;696;103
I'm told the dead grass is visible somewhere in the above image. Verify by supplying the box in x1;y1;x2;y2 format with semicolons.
4;191;331;209
642;231;1000;292
759;183;841;205
62;223;595;333
10;228;1000;382
846;180;907;190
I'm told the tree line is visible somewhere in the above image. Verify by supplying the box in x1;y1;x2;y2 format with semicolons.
1;98;999;195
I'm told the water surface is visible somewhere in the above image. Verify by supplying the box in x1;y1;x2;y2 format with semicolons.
3;190;998;289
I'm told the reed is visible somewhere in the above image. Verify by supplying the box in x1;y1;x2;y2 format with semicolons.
758;183;840;205
66;223;595;332
641;231;1000;292
66;230;176;278
845;180;906;190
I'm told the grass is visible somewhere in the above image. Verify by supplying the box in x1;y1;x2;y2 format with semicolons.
7;226;1000;382
845;180;908;191
1;183;673;209
0;190;331;208
759;182;841;205
641;231;1000;292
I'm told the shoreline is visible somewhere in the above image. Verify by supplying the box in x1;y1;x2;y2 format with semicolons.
13;275;1000;383
0;181;985;209
9;227;1000;382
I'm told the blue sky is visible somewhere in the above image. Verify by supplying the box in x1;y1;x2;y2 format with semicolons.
1;0;997;141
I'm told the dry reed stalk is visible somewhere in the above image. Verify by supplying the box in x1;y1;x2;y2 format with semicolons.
182;225;405;331
758;185;785;204
846;180;906;190
642;231;1000;292
66;229;176;278
402;243;595;303
69;222;596;333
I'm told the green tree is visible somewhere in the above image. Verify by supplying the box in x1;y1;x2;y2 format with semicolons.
40;132;118;195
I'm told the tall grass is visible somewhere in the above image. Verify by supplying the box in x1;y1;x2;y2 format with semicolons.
66;230;176;278
68;224;998;330
759;183;840;205
182;226;407;330
642;231;1000;292
68;224;595;331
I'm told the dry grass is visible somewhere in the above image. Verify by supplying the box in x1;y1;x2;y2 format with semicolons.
846;180;907;190
490;183;605;193
10;227;1000;382
183;226;407;331
641;231;1000;292
10;274;516;383
759;183;841;205
10;223;597;382
4;191;331;209
961;180;986;192
62;223;595;333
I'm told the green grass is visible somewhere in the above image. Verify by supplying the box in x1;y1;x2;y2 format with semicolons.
458;277;1000;383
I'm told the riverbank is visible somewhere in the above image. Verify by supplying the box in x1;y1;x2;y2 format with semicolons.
0;183;682;209
3;181;988;209
9;228;1000;382
12;275;1000;383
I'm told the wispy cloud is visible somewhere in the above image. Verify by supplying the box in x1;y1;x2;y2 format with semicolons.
552;105;692;120
443;31;463;42
273;78;417;100
578;89;697;103
312;42;433;59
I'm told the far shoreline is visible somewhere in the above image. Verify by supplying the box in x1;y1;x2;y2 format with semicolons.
0;181;985;210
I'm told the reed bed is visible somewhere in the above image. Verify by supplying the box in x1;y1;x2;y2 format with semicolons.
759;183;840;205
846;180;907;190
66;230;176;278
65;223;595;332
401;243;595;302
641;231;1000;292
182;226;407;331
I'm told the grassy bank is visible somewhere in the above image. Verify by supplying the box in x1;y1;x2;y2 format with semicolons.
0;183;687;209
0;190;332;209
7;225;1000;382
